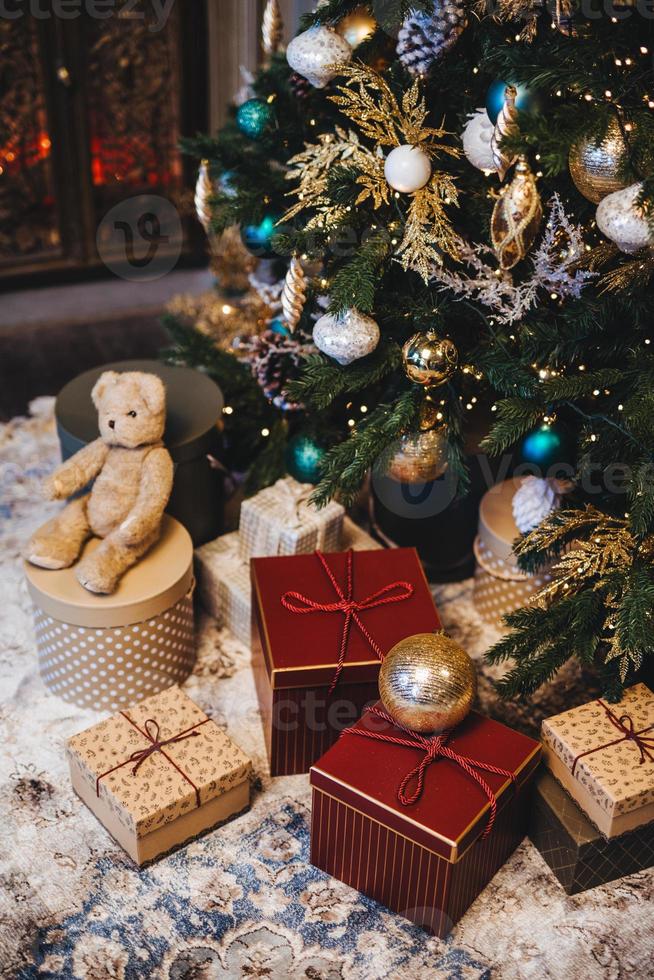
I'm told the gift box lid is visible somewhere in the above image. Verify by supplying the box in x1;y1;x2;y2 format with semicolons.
25;515;193;628
475;477;530;580
252;548;441;690
541;684;654;820
311;703;541;862
67;685;252;838
56;360;223;465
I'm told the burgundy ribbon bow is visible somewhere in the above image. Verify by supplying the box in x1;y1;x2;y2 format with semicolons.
571;699;654;776
96;713;211;808
342;705;516;839
280;549;414;694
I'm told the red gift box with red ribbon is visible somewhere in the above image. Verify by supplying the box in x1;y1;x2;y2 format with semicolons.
309;703;541;936
251;547;441;776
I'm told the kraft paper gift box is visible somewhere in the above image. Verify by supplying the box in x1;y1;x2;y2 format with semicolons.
67;685;252;866
541;683;654;839
196;518;382;648
239;476;344;561
473;478;551;629
251;547;441;776
310;703;541;937
529;769;654;895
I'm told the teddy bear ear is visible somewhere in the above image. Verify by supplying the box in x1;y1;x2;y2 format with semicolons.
91;371;120;408
139;373;166;414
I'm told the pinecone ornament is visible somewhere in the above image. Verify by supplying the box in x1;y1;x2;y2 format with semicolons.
290;71;312;99
512;476;561;534
397;1;467;76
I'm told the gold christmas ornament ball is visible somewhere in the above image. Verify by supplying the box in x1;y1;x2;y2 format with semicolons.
337;6;376;48
386;427;449;484
403;330;458;388
379;633;477;734
569;117;633;204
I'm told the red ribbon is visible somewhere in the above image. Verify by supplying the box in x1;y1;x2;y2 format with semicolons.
280;549;414;694
571;699;654;777
341;705;516;839
95;713;211;808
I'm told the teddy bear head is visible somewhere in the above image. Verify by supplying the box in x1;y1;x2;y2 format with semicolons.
91;371;167;449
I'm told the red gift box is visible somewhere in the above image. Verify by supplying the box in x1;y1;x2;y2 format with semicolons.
310;703;541;936
251;547;441;776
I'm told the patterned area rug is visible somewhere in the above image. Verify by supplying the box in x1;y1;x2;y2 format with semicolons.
1;401;652;980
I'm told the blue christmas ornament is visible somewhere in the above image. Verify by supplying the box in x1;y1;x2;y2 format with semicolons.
520;423;569;472
285;434;326;484
241;212;281;258
236;98;275;140
270;317;290;336
486;80;538;124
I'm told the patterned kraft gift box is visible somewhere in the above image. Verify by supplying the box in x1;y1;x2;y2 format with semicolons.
310;703;541;937
26;516;196;711
541;683;654;839
196;518;382;647
529;770;654;895
251;548;441;776
473;478;551;629
239;476;344;561
66;685;252;866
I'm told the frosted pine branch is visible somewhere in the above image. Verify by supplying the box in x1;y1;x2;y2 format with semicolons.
432;194;596;324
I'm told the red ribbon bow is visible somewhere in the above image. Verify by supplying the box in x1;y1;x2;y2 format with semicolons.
571;699;654;776
96;713;211;808
342;705;516;839
280;549;414;694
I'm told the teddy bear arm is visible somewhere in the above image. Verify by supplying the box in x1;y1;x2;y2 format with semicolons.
44;439;109;500
118;448;174;544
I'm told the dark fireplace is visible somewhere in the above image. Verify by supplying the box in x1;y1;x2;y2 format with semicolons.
0;0;208;288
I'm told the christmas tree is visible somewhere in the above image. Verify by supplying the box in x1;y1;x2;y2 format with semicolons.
168;0;654;699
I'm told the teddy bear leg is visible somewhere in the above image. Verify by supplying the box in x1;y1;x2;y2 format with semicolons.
75;528;158;595
25;495;92;570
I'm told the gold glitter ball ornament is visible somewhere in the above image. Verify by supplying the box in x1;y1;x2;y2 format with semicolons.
402;330;459;388
386;427;449;484
569;117;632;204
379;633;477;734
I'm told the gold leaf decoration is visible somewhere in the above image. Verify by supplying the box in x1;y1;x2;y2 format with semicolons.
282;63;461;281
491;156;543;269
516;505;654;681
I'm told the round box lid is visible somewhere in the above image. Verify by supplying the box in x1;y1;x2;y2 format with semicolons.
25;515;193;628
55;360;223;464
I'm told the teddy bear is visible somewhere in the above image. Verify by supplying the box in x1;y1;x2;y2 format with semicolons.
25;371;174;595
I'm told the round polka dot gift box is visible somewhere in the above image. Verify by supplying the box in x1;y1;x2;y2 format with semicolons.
25;516;196;711
473;478;552;631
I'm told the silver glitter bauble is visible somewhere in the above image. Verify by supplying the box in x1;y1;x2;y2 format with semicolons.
313;309;380;365
462;109;497;173
596;181;652;254
379;632;477;734
286;25;352;89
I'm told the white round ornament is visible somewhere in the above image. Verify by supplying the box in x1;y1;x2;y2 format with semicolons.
286;25;352;89
596;181;652;255
384;145;432;193
462;109;497;173
313;309;380;365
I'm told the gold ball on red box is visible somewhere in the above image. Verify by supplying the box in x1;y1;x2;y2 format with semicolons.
379;633;476;734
